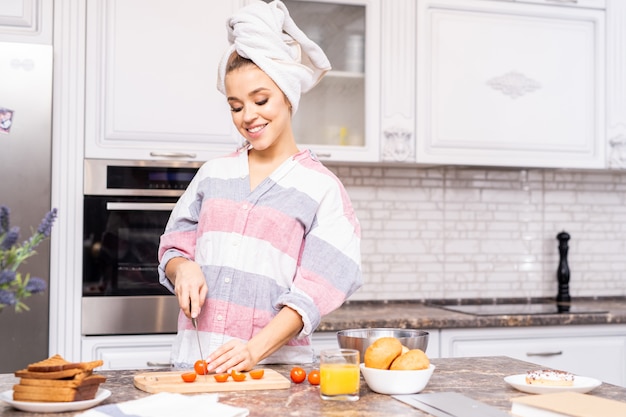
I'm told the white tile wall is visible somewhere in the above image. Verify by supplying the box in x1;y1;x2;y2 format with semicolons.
330;165;626;301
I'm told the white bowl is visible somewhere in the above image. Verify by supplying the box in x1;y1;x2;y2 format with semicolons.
360;363;435;395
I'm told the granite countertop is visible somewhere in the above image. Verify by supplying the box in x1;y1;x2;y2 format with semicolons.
316;297;626;331
2;356;626;416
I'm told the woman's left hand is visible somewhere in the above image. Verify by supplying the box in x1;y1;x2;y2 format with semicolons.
206;339;257;374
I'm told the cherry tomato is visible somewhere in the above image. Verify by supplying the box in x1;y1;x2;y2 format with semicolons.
181;372;197;383
290;367;306;384
307;369;320;385
231;370;246;382
213;373;229;383
249;369;265;380
194;360;208;375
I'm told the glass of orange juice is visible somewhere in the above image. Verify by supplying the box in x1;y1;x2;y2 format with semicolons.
320;349;360;401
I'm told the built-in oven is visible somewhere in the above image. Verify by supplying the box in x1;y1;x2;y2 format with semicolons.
82;159;202;335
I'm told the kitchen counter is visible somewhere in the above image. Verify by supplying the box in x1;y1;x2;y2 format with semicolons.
2;356;626;416
316;297;626;331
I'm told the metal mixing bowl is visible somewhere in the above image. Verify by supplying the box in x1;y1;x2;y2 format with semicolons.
336;328;429;362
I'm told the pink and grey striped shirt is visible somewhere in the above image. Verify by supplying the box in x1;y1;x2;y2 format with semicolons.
158;148;362;368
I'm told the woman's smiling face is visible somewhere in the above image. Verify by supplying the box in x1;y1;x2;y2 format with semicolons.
225;65;294;153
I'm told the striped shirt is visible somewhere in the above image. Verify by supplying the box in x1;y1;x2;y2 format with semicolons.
158;148;362;368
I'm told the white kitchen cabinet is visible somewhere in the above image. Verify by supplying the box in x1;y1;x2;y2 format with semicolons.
278;0;381;163
85;0;382;163
440;325;626;387
416;0;606;169
84;0;245;162
0;0;52;44
82;335;175;370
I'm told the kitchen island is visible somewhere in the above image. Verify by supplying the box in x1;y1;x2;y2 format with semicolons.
2;356;626;416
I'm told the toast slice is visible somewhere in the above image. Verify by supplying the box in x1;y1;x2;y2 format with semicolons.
19;374;106;389
14;368;87;380
13;385;100;402
27;354;82;372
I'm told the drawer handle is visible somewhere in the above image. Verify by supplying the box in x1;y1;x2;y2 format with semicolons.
150;151;197;159
545;0;578;4
526;351;563;357
146;361;172;367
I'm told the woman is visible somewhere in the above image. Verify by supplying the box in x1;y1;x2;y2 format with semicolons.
158;0;362;373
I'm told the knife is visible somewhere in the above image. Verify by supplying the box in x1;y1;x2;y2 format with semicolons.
190;302;206;378
393;392;511;417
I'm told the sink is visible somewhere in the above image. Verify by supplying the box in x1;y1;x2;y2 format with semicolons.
437;303;608;316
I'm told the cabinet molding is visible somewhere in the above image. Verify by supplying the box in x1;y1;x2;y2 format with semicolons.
607;0;626;169
380;0;416;163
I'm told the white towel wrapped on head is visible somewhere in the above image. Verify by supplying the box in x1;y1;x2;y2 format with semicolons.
217;0;331;114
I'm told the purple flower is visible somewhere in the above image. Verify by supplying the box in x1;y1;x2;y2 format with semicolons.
36;208;58;238
25;277;47;294
0;206;8;235
0;289;16;306
1;226;19;250
0;270;16;285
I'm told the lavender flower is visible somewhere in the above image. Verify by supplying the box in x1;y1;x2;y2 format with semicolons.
25;277;47;294
0;206;8;235
36;208;58;238
0;270;16;285
0;289;16;306
0;206;57;312
1;226;19;251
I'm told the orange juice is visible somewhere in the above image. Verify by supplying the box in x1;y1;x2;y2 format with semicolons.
320;363;360;396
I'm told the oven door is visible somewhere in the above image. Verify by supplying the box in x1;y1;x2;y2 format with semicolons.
82;196;180;335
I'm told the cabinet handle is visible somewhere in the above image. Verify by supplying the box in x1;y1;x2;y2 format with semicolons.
544;0;578;4
314;152;332;159
146;361;172;367
150;151;197;159
526;351;563;357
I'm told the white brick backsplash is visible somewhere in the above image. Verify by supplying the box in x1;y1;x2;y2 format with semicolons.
328;165;626;301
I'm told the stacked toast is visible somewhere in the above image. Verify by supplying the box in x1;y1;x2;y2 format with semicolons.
13;354;106;402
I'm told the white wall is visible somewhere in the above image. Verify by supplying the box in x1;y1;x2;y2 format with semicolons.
330;165;626;301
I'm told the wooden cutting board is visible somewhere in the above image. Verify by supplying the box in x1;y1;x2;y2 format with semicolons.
134;369;291;393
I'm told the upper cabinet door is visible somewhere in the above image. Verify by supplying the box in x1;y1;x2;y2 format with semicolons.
279;0;381;163
0;0;52;44
85;0;245;162
416;0;606;169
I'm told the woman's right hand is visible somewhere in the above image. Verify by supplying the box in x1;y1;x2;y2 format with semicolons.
166;257;207;319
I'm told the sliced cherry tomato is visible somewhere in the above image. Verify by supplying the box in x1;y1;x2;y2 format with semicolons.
307;369;320;385
249;369;265;380
213;373;229;383
181;372;197;383
290;367;306;384
194;360;208;375
231;370;246;382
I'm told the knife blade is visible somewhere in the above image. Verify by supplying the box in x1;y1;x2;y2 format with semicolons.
190;301;206;378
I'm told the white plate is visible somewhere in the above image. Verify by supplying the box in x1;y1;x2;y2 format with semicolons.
0;388;111;413
504;374;602;394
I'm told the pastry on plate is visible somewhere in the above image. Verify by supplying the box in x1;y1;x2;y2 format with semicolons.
525;369;575;386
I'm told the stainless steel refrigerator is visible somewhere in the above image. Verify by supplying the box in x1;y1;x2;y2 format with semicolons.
0;42;53;372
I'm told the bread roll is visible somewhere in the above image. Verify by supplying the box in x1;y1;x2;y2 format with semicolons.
364;337;403;369
390;349;430;370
